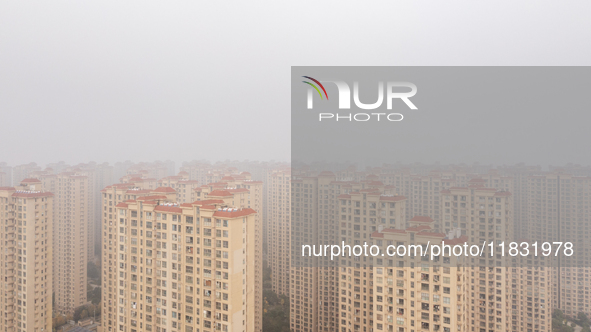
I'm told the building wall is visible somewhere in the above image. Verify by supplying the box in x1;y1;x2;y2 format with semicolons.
101;181;260;332
441;187;513;331
337;190;406;332
267;169;291;297
372;229;468;332
0;187;53;332
53;173;89;314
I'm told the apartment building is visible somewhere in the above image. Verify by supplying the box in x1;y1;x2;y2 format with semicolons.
290;163;591;331
0;171;8;187
476;171;513;193
12;162;42;185
441;186;513;332
45;161;70;174
66;166;98;261
291;175;320;332
54;173;91;314
120;173;158;189
179;162;217;184
509;246;552;332
125;161;174;180
113;161;136;182
157;174;200;204
72;162;114;258
336;189;407;332
378;170;456;232
102;191;258;332
266;169;291;296
497;165;541;241
0;162;12;186
177;163;235;186
371;225;469;332
313;172;343;332
27;170;92;314
204;179;264;332
290;171;400;332
523;172;591;317
0;184;53;332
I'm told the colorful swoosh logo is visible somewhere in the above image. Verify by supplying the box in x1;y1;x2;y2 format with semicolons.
302;76;328;100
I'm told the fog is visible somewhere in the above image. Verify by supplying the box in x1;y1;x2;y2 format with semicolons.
1;1;591;166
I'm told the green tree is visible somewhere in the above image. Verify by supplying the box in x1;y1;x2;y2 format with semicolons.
263;260;272;289
553;309;565;321
53;315;66;329
577;312;591;327
87;261;100;279
91;287;102;305
73;304;101;322
262;289;290;332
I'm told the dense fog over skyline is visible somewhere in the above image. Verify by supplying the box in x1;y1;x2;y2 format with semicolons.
2;1;591;166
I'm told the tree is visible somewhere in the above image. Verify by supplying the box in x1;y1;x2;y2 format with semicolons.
577;312;591;327
95;242;102;258
553;309;565;322
262;289;290;332
73;305;86;321
87;261;100;279
90;286;102;305
263;289;279;305
263;260;272;289
73;303;100;322
53;315;66;329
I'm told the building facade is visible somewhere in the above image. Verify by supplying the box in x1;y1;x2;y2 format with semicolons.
0;184;53;332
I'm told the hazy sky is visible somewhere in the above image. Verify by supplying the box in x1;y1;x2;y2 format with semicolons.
1;1;591;166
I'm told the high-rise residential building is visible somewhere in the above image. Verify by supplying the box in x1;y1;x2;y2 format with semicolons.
179;161;215;184
120;173;158;189
376;169;457;232
113;161;135;181
0;183;53;332
0;162;12;186
336;188;406;332
477;170;513;193
522;172;591;317
102;188;258;332
158;174;200;204
371;224;469;332
549;164;591;177
290;171;400;332
125;161;174;180
101;182;180;332
68;162;114;258
178;162;267;188
201;177;264;332
53;173;91;314
28;170;93;314
509;244;552;332
441;186;513;331
266;169;291;296
497;164;541;240
287;162;591;331
315;172;356;332
12;162;42;185
45;161;69;174
0;170;8;187
64;166;99;261
290;175;319;332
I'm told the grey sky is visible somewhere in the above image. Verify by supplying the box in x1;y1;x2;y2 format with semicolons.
1;1;591;166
